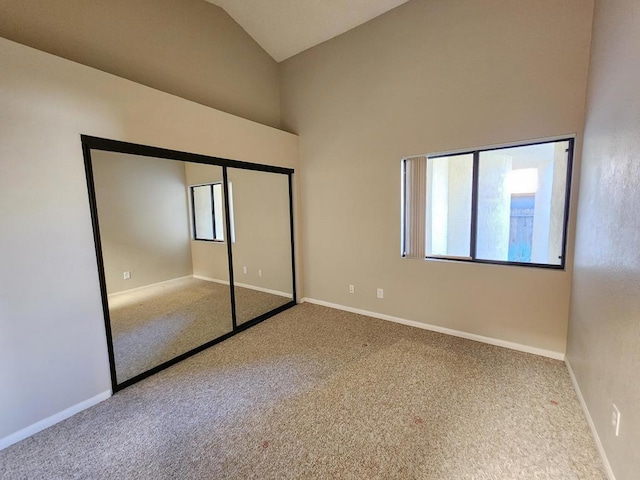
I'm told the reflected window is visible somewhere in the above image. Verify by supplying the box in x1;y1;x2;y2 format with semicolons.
191;183;224;241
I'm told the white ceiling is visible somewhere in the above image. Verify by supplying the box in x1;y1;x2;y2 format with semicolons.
208;0;411;62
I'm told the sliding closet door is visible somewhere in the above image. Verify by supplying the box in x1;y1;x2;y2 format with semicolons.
226;167;294;325
84;135;297;391
91;151;233;385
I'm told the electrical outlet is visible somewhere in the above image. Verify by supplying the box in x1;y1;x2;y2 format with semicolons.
376;288;384;299
258;269;263;277
349;284;355;294
243;266;248;274
612;404;621;437
123;271;131;280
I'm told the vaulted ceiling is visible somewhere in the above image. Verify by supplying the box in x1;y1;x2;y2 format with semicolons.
207;0;411;62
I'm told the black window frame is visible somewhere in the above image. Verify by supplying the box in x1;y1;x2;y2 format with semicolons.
404;137;574;270
190;182;225;242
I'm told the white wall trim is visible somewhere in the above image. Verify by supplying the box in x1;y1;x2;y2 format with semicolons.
194;275;293;298
565;359;616;480
235;281;293;299
0;390;112;451
107;275;193;299
300;297;565;361
193;274;230;286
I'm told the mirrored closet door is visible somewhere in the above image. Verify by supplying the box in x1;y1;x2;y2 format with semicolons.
228;168;294;325
83;136;296;391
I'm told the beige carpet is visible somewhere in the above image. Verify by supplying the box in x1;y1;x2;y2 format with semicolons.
0;304;606;479
233;283;292;326
109;277;290;382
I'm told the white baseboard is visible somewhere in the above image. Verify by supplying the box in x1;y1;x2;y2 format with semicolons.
107;275;192;299
300;297;565;361
0;390;111;451
565;359;616;480
194;275;293;299
235;281;293;299
193;274;230;286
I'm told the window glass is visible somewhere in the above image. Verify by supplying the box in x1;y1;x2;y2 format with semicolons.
477;142;569;265
426;154;473;258
212;183;224;241
193;185;214;240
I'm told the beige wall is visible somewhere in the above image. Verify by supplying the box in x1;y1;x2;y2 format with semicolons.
0;37;298;444
567;0;640;478
281;0;593;355
92;151;193;294
0;0;281;128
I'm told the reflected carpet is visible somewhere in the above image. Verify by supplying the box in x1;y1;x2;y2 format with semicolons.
109;277;289;382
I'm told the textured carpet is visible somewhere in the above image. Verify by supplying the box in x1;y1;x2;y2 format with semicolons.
0;304;606;479
109;277;290;382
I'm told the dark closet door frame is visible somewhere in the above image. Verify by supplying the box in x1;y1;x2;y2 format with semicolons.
81;135;297;392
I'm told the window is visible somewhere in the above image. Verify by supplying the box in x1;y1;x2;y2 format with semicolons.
402;138;573;268
191;183;225;241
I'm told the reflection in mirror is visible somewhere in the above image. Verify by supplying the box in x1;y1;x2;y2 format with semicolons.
227;168;294;325
91;151;233;383
192;183;225;241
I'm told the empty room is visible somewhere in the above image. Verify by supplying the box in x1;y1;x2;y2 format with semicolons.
0;0;637;479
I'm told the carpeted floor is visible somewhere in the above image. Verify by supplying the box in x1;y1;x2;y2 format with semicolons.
0;304;606;479
109;277;290;382
232;283;292;326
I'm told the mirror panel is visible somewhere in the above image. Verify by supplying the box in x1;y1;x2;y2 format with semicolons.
91;151;233;383
227;167;294;325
